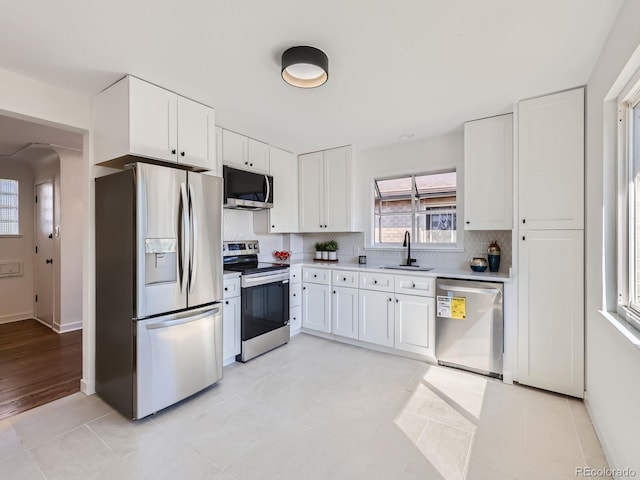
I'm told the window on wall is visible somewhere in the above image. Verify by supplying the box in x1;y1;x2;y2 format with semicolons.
618;83;640;332
373;171;457;247
0;179;19;236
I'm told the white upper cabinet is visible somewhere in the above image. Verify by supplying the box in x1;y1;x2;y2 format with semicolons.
518;88;584;230
299;145;353;232
464;113;513;230
254;146;299;233
221;129;270;174
92;76;216;171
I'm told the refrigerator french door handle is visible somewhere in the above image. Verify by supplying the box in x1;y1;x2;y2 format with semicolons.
145;306;220;330
265;175;271;203
180;183;190;294
188;183;198;293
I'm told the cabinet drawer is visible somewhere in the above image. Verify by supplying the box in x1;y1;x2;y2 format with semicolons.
290;281;302;307
303;267;331;285
332;270;358;287
359;272;394;292
223;277;241;299
290;305;302;331
290;266;302;283
395;275;435;297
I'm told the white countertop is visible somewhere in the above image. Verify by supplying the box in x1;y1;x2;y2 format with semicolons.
281;260;512;283
223;271;242;279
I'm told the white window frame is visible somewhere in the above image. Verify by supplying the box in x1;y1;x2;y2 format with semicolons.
617;77;640;332
0;178;20;237
370;169;463;251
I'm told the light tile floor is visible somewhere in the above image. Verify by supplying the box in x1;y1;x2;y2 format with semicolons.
0;333;609;480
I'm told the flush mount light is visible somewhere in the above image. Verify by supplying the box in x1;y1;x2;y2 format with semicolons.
281;46;328;88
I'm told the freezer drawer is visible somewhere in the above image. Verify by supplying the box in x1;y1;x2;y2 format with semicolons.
136;304;222;419
435;278;504;378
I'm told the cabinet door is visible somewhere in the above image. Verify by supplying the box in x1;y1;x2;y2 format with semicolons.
518;88;584;230
464;113;513;230
290;305;302;333
298;152;324;232
358;289;394;347
302;282;331;333
394;294;434;356
269;147;299;232
129;77;178;163
222;129;248;169
222;296;241;363
332;286;359;339
324;146;352;231
177;97;216;170
518;230;584;397
248;138;270;174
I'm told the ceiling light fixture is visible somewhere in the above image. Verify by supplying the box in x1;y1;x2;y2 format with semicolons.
281;46;328;88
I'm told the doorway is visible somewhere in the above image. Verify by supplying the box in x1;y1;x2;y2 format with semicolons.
0;114;84;418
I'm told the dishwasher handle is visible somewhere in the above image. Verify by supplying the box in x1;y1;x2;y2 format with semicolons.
438;284;502;296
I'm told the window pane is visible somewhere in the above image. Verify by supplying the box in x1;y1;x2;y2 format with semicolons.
376;177;413;198
374;213;412;243
632;104;640;307
415;211;457;244
375;197;412;214
415;172;456;195
0;179;18;235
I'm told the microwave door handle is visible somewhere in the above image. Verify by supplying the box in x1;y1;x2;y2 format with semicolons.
265;175;271;203
180;183;189;294
188;183;197;293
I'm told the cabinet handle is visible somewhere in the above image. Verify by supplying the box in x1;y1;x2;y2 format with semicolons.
293;293;296;297
343;277;346;281
303;286;306;290
245;161;249;165
374;280;377;284
225;300;229;305
388;297;392;302
180;152;185;157
313;274;317;278
396;298;399;303
465;221;470;224
272;225;275;228
224;287;228;291
171;149;176;154
250;163;254;167
522;218;526;224
333;290;336;294
411;282;415;288
522;236;526;241
324;225;327;228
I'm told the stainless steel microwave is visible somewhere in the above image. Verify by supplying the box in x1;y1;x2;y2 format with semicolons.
223;166;273;210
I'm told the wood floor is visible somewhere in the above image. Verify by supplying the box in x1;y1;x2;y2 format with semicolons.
0;319;82;420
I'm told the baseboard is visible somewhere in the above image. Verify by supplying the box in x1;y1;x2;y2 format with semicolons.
0;311;34;324
33;316;53;328
53;321;83;333
583;392;615;471
80;378;95;395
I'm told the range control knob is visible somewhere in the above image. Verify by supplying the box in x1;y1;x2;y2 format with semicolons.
253;243;259;250
248;244;253;249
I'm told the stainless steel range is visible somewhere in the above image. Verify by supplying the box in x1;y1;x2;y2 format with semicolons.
223;241;290;362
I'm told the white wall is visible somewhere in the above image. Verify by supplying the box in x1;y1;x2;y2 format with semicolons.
224;209;284;262
585;0;640;473
56;148;84;332
0;160;34;322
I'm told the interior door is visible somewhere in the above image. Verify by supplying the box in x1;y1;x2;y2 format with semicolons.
35;182;54;327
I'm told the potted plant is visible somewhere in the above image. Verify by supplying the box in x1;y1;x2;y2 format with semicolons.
325;240;339;261
314;241;325;260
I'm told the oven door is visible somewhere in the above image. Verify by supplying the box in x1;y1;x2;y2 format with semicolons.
241;273;290;341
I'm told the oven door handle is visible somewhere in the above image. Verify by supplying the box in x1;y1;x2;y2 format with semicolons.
241;273;290;288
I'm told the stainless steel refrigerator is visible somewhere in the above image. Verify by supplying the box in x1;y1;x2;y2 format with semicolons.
95;162;223;419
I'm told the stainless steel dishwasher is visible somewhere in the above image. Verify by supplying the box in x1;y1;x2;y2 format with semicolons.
435;278;504;378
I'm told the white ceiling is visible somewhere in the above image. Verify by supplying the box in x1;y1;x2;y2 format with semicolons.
0;0;624;154
0;115;83;156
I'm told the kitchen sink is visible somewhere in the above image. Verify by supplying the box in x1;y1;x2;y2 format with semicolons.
377;265;434;272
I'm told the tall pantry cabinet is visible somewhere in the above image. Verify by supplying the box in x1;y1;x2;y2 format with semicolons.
516;87;584;398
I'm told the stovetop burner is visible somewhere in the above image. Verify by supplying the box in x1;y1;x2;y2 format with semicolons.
223;240;289;276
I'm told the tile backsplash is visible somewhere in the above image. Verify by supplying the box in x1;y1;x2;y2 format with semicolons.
223;209;511;272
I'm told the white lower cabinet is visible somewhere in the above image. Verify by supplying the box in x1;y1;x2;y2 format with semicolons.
290;304;302;332
394;294;434;356
332;286;358;339
222;296;241;363
302;282;331;333
289;266;302;335
517;229;584;397
358;289;395;347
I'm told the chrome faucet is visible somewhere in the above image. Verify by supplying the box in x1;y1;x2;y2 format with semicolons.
402;230;417;266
